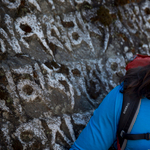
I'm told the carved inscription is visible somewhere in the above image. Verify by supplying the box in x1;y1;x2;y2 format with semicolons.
0;0;150;149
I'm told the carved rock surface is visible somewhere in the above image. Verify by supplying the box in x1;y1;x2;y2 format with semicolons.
0;0;149;149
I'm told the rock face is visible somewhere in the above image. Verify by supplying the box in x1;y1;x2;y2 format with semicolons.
0;0;149;149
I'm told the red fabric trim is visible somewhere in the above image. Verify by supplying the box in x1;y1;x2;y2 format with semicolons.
125;54;150;71
117;136;121;150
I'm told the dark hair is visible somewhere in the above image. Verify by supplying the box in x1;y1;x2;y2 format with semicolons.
120;64;150;99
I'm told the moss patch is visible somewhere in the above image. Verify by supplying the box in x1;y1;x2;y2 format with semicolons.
72;32;80;40
57;64;69;75
61;21;74;28
115;0;130;6
20;131;34;143
22;85;33;95
9;0;16;2
15;0;30;17
97;6;113;26
71;69;81;76
0;86;9;100
0;69;7;86
145;8;150;15
115;0;142;6
91;6;116;26
118;9;123;22
12;138;23;150
44;60;59;69
44;61;69;75
111;62;118;71
83;2;93;10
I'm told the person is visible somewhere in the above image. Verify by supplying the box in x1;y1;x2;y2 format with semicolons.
70;54;150;150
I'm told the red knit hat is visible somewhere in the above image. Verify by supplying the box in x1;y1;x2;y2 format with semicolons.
125;54;150;71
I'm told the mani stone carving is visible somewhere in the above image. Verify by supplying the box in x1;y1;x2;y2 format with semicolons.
0;0;149;149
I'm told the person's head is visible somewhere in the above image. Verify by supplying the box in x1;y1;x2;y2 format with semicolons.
121;54;150;99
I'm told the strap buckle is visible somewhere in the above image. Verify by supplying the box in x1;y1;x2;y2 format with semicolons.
120;130;125;138
146;133;150;140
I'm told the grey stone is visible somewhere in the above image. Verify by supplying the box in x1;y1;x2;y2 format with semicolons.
0;0;149;149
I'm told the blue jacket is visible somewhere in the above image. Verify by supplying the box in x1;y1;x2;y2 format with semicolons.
70;84;150;150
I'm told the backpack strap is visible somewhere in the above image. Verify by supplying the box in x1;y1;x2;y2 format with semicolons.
117;93;141;150
120;132;150;140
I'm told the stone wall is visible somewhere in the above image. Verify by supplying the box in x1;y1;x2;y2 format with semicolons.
0;0;150;149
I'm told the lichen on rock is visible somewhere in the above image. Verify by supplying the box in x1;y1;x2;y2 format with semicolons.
0;0;150;149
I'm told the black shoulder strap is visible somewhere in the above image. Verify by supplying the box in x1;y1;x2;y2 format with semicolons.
117;93;141;150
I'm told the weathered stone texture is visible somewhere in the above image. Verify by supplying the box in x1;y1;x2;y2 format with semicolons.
0;0;149;149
